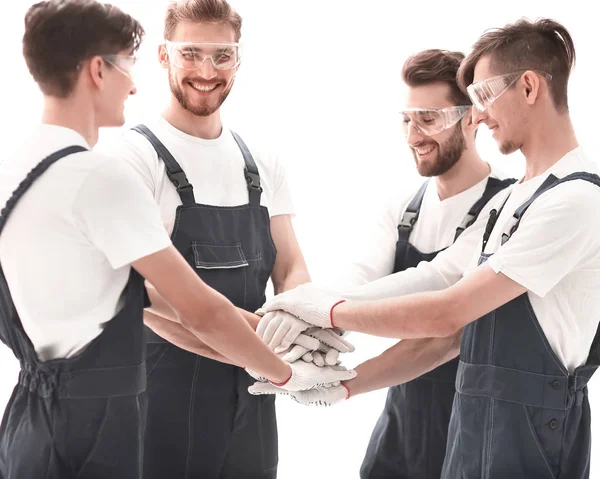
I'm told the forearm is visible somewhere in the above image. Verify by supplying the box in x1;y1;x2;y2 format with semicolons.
144;311;239;365
147;282;260;331
333;289;460;339
344;333;461;396
341;261;450;301
180;292;291;383
239;308;261;330
133;247;292;384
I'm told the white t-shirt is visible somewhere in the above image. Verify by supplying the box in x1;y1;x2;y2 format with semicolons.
346;147;600;372
0;125;171;361
470;147;600;372
102;117;295;235
347;164;507;286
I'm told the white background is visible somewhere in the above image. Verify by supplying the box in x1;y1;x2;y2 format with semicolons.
1;1;600;477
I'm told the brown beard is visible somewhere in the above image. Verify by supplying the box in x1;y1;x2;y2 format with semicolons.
413;124;466;177
169;71;234;117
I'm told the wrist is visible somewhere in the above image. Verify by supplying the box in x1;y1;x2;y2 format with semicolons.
330;300;347;328
341;377;357;398
269;362;292;386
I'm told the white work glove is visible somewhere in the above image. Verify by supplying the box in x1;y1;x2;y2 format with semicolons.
283;361;356;391
248;360;356;392
302;327;354;354
248;381;349;406
256;311;311;350
262;283;345;329
310;348;340;367
280;341;319;363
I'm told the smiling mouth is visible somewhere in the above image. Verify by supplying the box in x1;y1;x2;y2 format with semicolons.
415;145;436;156
188;82;219;93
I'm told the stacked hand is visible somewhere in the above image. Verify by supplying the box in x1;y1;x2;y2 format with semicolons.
248;286;353;406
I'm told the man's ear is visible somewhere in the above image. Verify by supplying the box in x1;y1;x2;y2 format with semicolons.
88;56;106;90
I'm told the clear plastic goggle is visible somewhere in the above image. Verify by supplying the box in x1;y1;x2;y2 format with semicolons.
164;40;241;70
101;54;138;79
467;70;552;112
400;105;471;136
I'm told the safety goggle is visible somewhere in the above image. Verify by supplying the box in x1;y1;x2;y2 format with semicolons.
101;54;138;79
400;105;471;136
467;70;552;112
164;40;241;70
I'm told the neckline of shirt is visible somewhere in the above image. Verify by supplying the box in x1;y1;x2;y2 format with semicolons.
156;116;230;147
40;124;91;149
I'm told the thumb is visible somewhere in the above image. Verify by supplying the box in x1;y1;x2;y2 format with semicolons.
326;366;357;382
248;382;280;395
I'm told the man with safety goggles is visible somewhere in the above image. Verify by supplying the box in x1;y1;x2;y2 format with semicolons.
356;49;514;479
252;17;600;479
100;1;356;478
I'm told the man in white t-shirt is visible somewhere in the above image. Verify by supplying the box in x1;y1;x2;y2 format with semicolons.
253;18;600;479
0;1;354;478
101;1;348;478
346;49;513;479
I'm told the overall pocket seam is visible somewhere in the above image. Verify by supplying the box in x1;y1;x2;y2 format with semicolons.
146;345;170;377
523;404;557;479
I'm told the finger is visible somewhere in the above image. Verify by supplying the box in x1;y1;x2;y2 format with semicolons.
248;382;287;396
325;348;339;366
256;312;277;340
312;351;325;367
255;307;267;317
278;321;310;352
264;317;288;349
301;352;313;363
293;334;320;350
319;330;355;353
282;345;309;363
304;329;347;352
267;322;293;350
275;333;319;354
322;366;358;383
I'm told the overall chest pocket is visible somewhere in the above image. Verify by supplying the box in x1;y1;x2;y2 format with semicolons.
190;242;249;309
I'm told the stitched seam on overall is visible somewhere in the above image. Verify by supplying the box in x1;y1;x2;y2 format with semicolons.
170;206;183;240
192;243;243;248
426;381;435;478
488;309;495;364
146;346;169;377
454;392;568;410
484;398;494;479
75;398;112;479
195;261;248;267
45;399;55;479
524;298;567;374
135;395;143;478
62;363;145;375
243;263;248;311
523;405;556;478
185;356;201;479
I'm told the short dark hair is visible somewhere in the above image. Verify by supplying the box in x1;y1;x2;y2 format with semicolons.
23;0;145;98
164;0;242;42
457;18;575;112
402;49;471;106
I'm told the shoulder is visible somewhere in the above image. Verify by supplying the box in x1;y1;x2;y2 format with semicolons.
520;173;600;236
75;152;150;199
97;123;161;169
227;129;283;178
